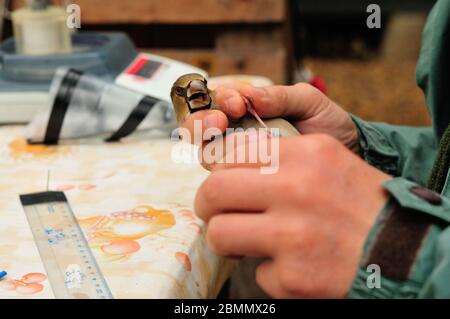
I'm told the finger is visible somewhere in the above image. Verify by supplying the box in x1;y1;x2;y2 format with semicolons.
237;83;325;120
209;81;245;92
199;131;272;171
200;134;305;173
209;131;279;171
194;169;272;222
180;109;229;145
214;86;247;119
255;260;286;298
207;213;275;257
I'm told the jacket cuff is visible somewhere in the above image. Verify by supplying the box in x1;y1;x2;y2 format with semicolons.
349;177;450;298
384;178;450;223
350;114;400;175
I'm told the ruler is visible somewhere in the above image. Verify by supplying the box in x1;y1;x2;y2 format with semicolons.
19;191;113;299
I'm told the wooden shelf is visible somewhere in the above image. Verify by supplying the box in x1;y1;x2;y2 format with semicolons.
12;0;292;83
11;0;285;24
76;0;284;24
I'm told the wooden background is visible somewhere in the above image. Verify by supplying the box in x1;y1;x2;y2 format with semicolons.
8;0;433;126
12;0;293;84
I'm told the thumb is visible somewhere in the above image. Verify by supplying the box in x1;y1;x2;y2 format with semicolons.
215;83;327;121
180;109;229;146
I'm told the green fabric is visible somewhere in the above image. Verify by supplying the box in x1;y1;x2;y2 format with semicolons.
351;115;438;184
349;196;421;299
349;182;449;299
350;268;423;299
347;0;450;298
416;0;450;139
419;226;450;298
428;124;450;192
383;178;450;223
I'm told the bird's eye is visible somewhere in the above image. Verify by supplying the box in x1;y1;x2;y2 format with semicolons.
175;87;184;95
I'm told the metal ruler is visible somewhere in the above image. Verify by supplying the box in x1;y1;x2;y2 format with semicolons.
19;191;113;299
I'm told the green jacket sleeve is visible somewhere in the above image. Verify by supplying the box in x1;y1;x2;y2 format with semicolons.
347;0;450;298
351;115;438;184
348;116;450;298
349;178;450;298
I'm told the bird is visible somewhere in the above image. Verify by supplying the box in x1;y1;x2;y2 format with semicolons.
170;73;300;137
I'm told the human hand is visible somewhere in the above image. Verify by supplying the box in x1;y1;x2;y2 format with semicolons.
195;134;391;298
180;82;360;155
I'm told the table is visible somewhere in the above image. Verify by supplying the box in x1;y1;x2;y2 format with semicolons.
0;125;233;298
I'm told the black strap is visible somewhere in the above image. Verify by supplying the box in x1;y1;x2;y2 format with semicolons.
20;191;68;206
105;96;159;142
43;69;82;145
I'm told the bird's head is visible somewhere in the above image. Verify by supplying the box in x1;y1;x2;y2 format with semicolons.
171;73;212;125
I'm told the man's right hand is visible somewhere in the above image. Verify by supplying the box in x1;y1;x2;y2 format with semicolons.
180;83;360;154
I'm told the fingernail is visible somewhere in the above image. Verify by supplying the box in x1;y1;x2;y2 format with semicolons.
224;96;241;113
254;86;268;97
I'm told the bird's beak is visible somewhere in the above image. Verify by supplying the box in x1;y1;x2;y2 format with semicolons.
186;80;211;110
187;80;208;100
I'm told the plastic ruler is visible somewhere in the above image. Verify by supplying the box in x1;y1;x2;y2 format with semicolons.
19;191;113;299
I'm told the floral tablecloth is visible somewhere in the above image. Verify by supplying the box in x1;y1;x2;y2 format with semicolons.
0;125;233;298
